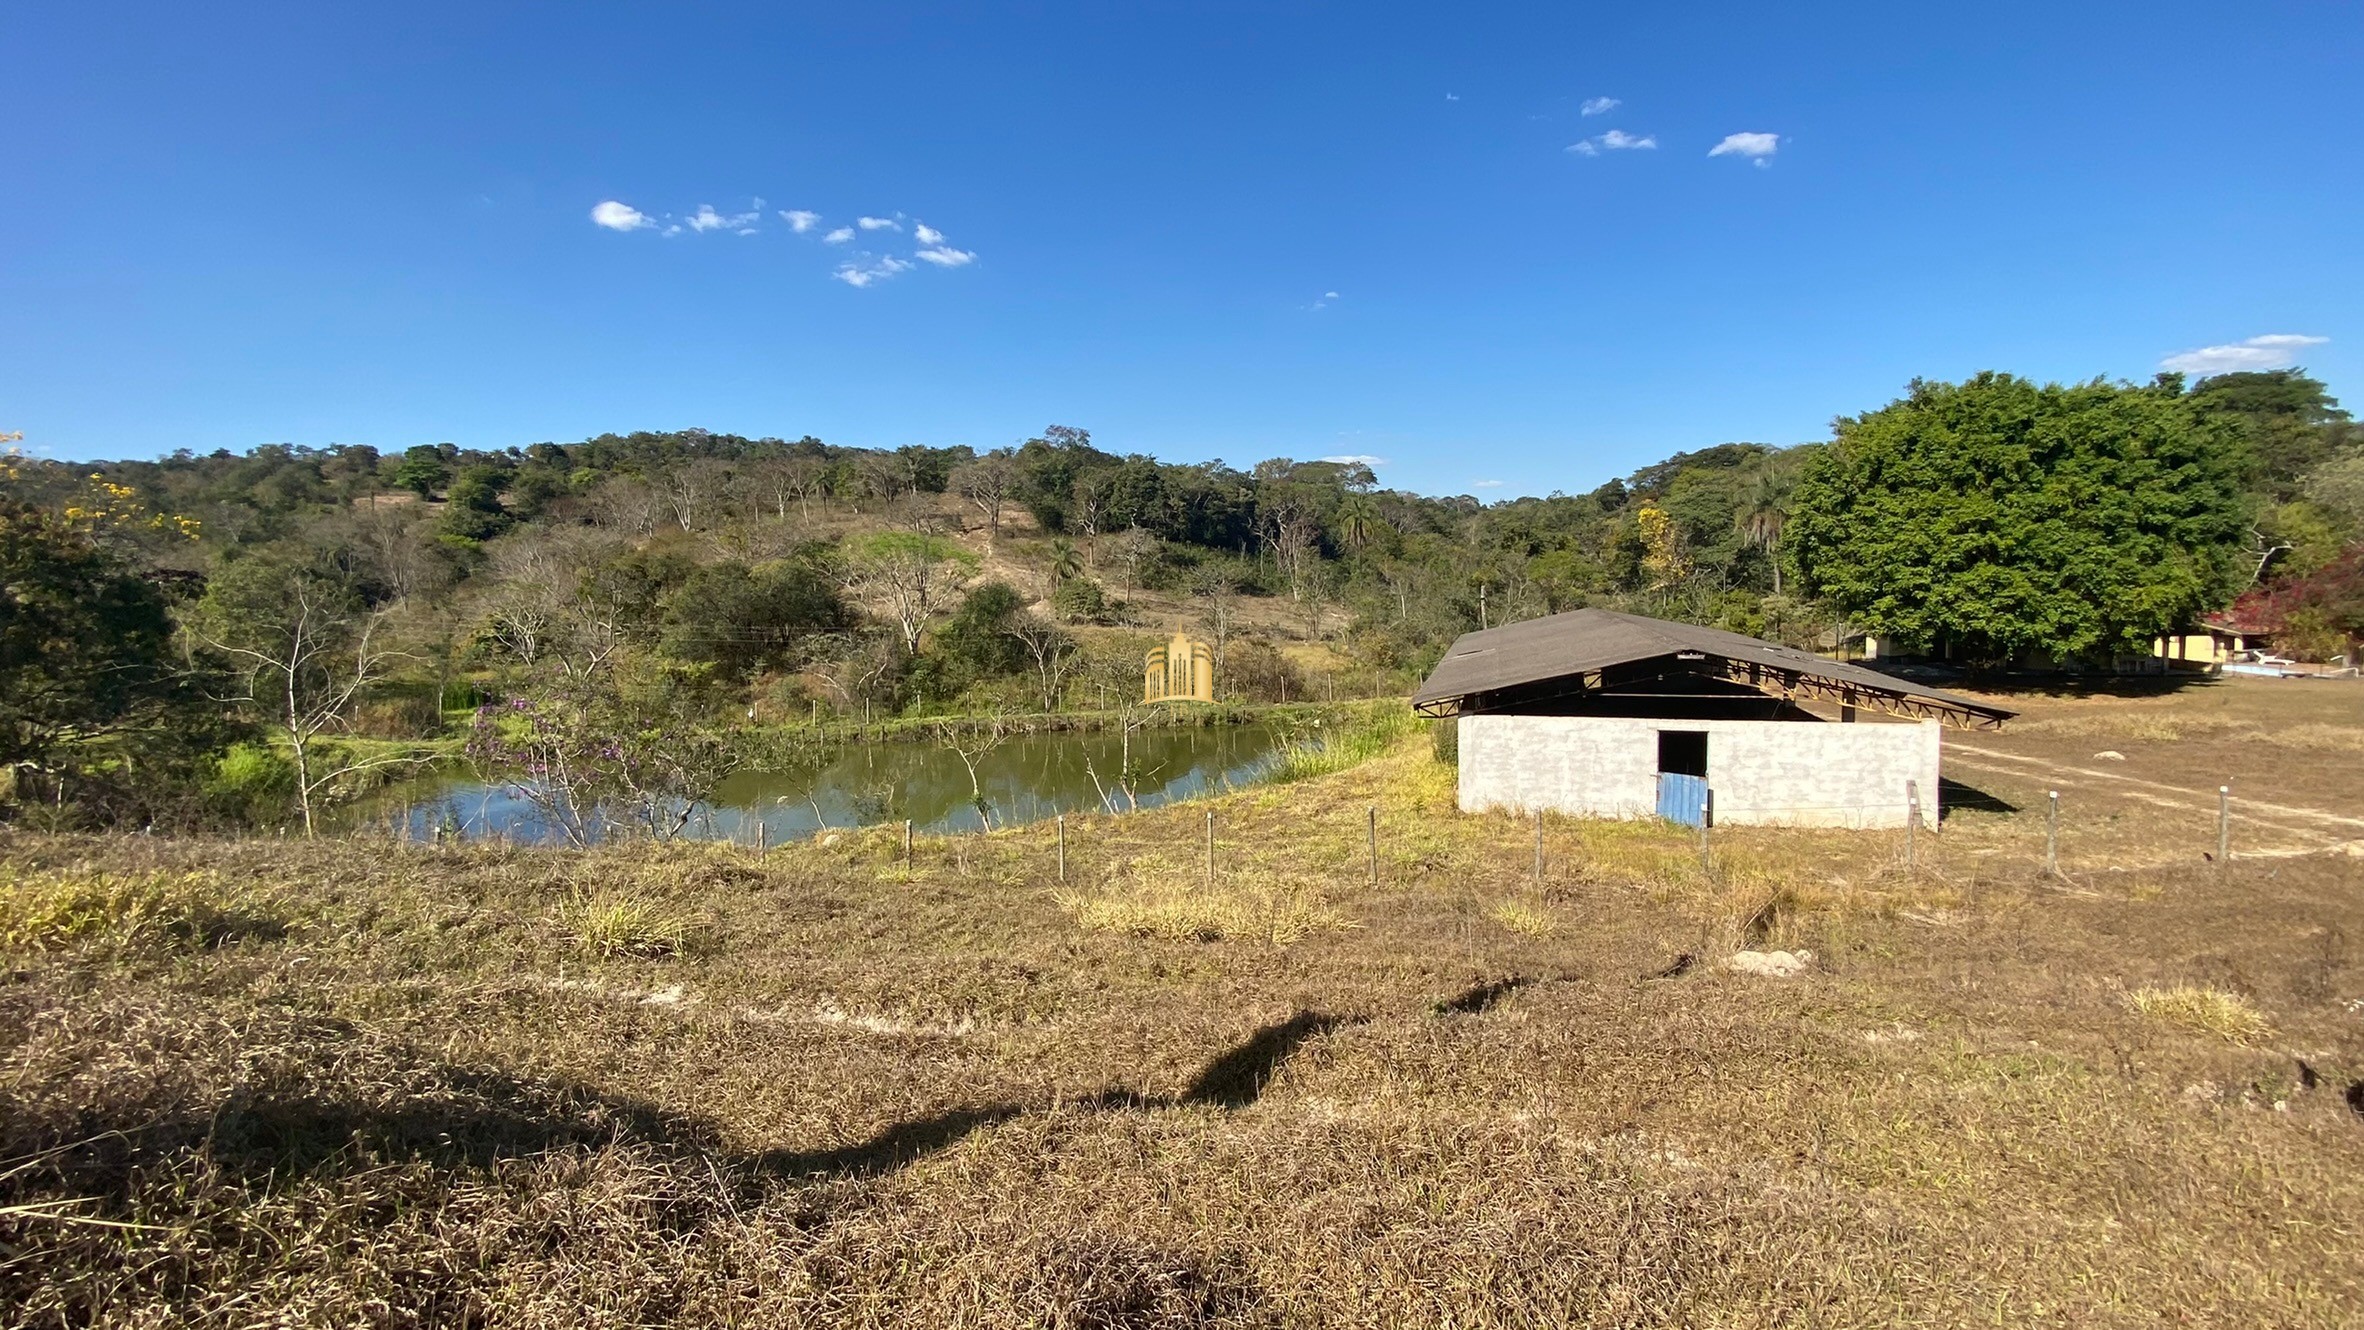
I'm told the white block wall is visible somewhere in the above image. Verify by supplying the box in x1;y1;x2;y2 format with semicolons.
1457;714;1941;829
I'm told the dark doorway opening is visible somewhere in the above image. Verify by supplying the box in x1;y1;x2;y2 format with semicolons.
1657;730;1707;778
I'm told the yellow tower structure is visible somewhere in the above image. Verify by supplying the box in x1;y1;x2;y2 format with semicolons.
1143;631;1216;703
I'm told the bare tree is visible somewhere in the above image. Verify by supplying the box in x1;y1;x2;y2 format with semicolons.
1191;567;1240;672
1107;527;1160;596
762;455;830;521
1006;613;1079;711
840;531;977;654
1070;472;1108;538
347;503;438;604
192;562;412;837
588;476;662;536
853;452;912;512
950;455;1018;548
935;712;1012;829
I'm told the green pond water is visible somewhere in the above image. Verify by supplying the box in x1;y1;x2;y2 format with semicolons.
374;722;1290;844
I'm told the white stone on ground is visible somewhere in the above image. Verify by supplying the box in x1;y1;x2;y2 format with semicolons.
1725;949;1814;978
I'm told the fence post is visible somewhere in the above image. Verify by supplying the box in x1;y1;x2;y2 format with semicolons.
1906;780;1920;872
1205;809;1214;887
904;818;914;867
1532;810;1543;883
2045;790;2058;875
1057;813;1067;884
2217;786;2231;867
756;820;767;860
1700;789;1714;873
1367;805;1378;887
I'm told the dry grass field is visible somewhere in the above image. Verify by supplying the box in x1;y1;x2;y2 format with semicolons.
4;679;2362;1327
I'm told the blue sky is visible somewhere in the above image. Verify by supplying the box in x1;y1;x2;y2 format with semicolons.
5;2;2358;496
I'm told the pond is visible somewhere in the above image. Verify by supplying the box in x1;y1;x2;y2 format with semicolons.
366;721;1292;845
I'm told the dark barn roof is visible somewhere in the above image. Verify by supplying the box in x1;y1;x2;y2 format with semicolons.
1411;608;2014;729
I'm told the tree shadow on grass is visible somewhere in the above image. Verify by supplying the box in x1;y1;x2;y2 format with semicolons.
7;1007;1372;1205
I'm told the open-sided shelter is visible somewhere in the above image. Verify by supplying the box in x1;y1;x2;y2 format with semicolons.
1411;609;2013;828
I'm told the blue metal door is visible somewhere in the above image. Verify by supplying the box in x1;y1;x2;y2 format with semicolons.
1657;773;1708;827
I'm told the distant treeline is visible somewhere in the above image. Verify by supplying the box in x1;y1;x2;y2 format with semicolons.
0;367;2356;832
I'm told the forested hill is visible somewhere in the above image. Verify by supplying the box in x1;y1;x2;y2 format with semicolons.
0;367;2356;830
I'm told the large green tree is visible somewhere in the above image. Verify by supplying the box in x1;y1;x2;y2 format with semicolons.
1786;373;2249;662
0;504;232;818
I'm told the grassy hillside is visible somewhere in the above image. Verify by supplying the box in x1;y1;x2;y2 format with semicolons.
4;682;2362;1326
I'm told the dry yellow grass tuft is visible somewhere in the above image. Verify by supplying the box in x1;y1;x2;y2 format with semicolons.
1487;898;1558;936
2124;986;2271;1042
0;866;265;951
1060;856;1352;943
570;892;690;958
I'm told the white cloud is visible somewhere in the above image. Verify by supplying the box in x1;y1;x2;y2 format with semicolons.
590;200;653;231
914;222;945;245
1445;92;1460;101
1320;454;1386;467
2161;334;2329;376
1309;290;1342;310
914;245;976;267
1568;129;1655;155
687;203;761;233
857;216;901;231
1709;132;1781;166
780;209;821;233
823;226;855;244
1470;480;1505;489
833;255;915;288
1580;96;1619;116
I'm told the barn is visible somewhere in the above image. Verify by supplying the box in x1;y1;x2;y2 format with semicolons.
1410;609;2014;829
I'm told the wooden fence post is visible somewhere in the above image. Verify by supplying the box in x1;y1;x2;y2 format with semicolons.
903;818;913;867
1204;808;1214;888
1057;813;1067;884
1700;789;1714;873
2217;786;2231;867
2045;790;2058;876
1905;780;1920;872
1367;805;1378;887
1532;810;1544;883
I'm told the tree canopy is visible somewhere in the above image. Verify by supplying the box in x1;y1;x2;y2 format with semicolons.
1786;373;2251;661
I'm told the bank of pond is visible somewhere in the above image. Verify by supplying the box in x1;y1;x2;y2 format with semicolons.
368;720;1299;845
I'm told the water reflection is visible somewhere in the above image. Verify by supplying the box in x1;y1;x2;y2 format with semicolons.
375;723;1287;844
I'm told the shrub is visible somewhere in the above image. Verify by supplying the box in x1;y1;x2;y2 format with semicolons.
1052;576;1109;623
206;742;296;822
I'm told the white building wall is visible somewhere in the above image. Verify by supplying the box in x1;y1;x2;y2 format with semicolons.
1457;714;1941;829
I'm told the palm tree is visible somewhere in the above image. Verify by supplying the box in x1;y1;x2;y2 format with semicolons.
1335;494;1380;556
1733;465;1790;595
1048;536;1083;592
